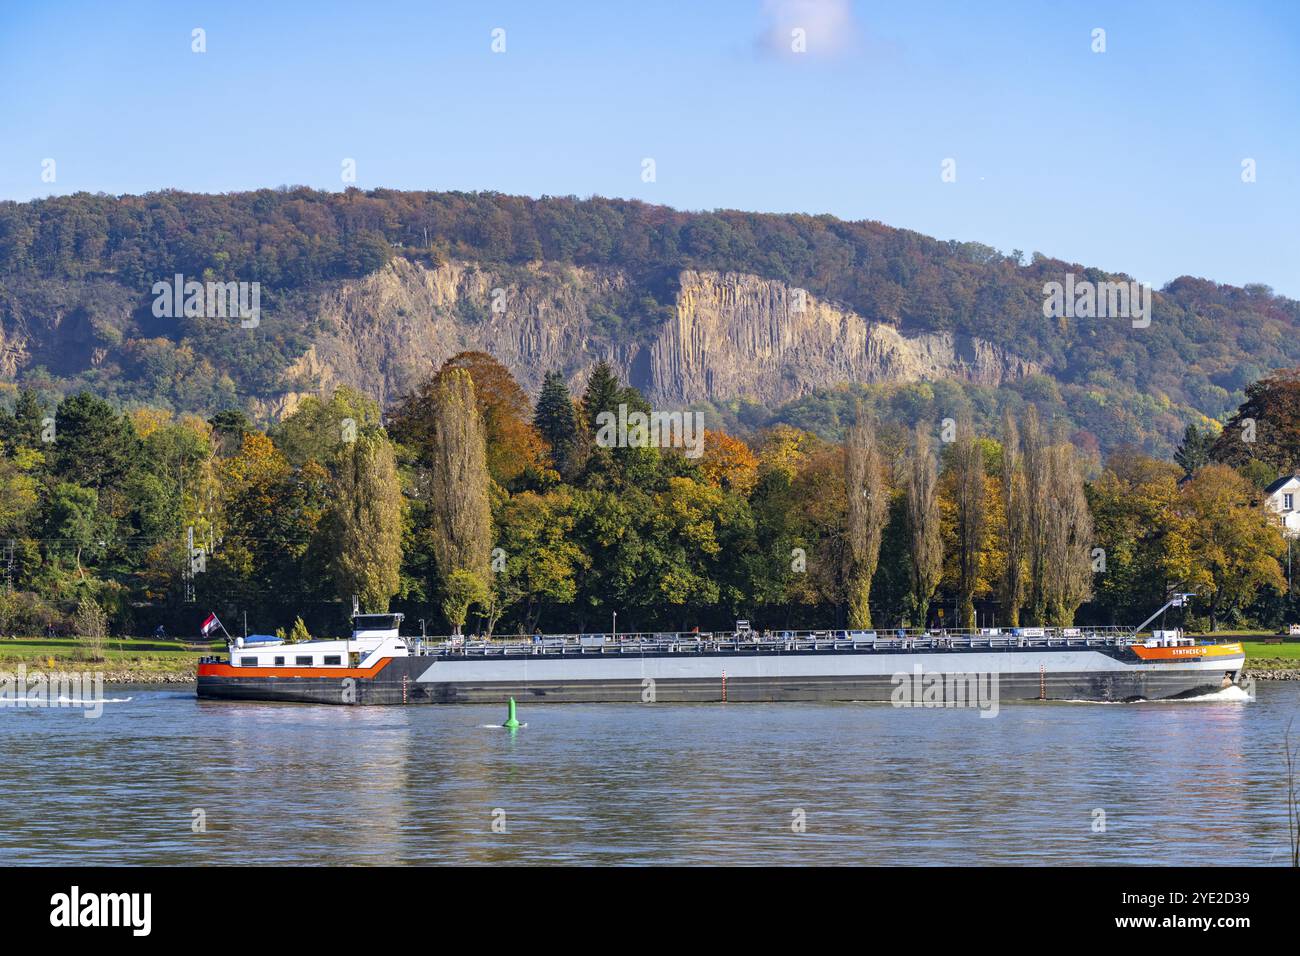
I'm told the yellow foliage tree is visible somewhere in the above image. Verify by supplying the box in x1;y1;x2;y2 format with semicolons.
1166;463;1286;631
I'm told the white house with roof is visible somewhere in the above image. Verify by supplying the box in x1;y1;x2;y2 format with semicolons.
1264;475;1300;538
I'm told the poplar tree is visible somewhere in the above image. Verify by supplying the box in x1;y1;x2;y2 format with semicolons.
905;425;943;628
844;406;888;628
1043;442;1094;625
1022;405;1051;625
952;417;986;630
999;409;1026;626
327;432;404;613
429;369;492;632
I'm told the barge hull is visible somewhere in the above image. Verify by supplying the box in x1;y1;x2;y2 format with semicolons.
197;655;1240;705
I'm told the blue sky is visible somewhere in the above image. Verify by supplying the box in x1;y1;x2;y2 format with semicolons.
2;0;1297;295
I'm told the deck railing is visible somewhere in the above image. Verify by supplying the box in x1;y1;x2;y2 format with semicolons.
405;626;1157;658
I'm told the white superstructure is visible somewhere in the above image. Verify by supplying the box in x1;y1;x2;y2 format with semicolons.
227;613;407;669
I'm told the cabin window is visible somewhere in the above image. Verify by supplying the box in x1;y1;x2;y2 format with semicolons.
295;656;313;666
323;655;342;666
353;615;398;630
273;656;285;666
240;657;259;667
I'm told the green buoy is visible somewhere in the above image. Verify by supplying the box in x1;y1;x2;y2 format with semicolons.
502;697;520;730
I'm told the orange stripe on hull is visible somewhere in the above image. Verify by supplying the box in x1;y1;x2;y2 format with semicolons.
197;658;395;679
1131;642;1243;662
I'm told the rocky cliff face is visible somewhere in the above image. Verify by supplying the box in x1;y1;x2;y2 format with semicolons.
650;269;1037;405
295;257;1038;413
0;279;138;380
1;256;1039;418
296;257;633;412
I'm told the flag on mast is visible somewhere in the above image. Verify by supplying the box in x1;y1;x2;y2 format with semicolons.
200;613;223;638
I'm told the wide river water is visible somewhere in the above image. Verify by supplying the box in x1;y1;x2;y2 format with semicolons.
2;681;1297;865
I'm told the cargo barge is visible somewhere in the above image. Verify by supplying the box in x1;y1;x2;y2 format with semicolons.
196;599;1245;706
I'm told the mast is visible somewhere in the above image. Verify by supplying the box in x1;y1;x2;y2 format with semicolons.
1130;592;1195;638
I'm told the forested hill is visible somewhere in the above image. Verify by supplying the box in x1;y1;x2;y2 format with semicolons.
1;187;1296;455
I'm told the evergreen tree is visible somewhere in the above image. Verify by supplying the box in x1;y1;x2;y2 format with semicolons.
0;388;47;451
209;409;253;457
1174;423;1215;478
53;392;138;489
581;361;623;432
534;371;579;471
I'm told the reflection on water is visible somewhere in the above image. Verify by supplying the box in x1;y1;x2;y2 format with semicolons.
1;683;1295;865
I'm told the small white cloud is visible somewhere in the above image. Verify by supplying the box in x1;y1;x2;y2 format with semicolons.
757;0;858;58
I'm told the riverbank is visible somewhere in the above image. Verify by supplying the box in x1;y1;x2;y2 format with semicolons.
0;636;217;683
1238;640;1300;679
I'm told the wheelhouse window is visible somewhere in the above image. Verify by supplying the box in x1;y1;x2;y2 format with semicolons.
295;656;313;666
353;614;399;631
323;655;342;666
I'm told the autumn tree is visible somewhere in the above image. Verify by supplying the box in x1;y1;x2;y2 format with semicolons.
1087;450;1181;624
1210;369;1300;474
905;425;943;627
391;351;544;487
999;409;1027;626
644;477;730;610
437;351;545;485
699;430;759;496
786;446;850;612
325;432;404;613
288;616;312;643
742;425;823;613
758;424;825;481
843;408;888;628
442;569;489;636
1021;406;1052;625
488;488;588;634
0;446;40;534
272;386;382;467
950;418;986;629
209;432;330;619
428;369;492;632
1168;463;1286;631
1042;441;1094;625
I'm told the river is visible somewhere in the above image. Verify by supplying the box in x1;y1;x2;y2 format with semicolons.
2;681;1296;865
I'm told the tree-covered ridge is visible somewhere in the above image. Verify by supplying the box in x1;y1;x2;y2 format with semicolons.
1;354;1295;641
2;188;1296;454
